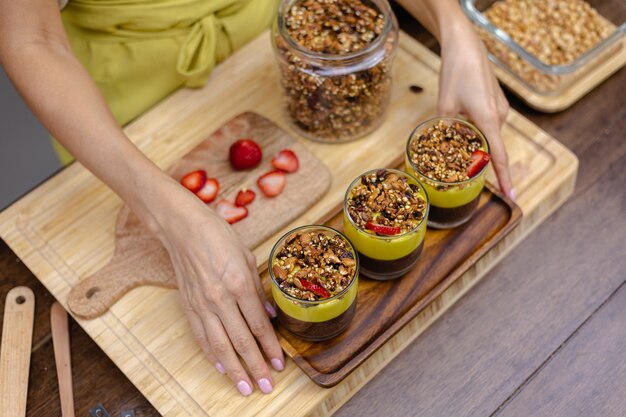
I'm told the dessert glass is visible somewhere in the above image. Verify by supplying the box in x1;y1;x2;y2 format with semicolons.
271;0;399;143
405;117;490;229
269;225;359;341
343;169;429;281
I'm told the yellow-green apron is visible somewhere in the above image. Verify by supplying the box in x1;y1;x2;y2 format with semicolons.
53;0;279;164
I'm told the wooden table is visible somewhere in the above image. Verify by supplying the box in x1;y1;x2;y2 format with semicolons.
1;6;625;416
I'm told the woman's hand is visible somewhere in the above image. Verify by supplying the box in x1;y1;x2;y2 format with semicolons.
438;21;514;199
153;188;285;396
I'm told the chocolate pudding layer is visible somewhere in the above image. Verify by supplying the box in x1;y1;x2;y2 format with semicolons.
276;301;357;342
359;241;424;281
428;195;480;229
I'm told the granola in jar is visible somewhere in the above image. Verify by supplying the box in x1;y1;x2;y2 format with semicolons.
272;0;399;142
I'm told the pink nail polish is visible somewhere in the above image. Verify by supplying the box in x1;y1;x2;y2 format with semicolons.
258;378;273;394
271;358;284;371
265;302;277;318
215;362;226;374
510;188;517;201
237;380;253;396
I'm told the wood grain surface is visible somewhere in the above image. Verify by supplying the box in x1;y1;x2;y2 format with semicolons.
0;28;577;416
51;302;75;417
67;112;330;319
0;4;623;416
0;287;35;417
284;185;521;386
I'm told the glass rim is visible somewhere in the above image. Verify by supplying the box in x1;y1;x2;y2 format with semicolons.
406;117;491;187
276;0;397;62
268;224;359;305
343;168;430;240
460;0;626;75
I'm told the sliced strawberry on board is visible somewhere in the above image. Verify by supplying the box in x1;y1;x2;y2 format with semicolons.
195;178;219;203
297;278;331;299
229;139;263;170
215;200;248;224
467;149;490;178
365;221;402;236
257;170;286;197
181;170;206;193
235;188;256;207
271;149;299;173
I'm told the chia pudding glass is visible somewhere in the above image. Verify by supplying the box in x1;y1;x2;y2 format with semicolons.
269;225;359;341
272;0;399;143
343;168;429;280
405;117;491;229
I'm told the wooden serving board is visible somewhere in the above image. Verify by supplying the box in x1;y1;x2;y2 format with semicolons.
0;31;578;416
67;111;330;319
283;184;521;387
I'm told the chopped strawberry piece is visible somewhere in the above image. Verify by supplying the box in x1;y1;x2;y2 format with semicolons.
297;278;331;299
195;178;219;203
235;188;256;206
181;170;206;193
229;139;263;170
215;200;248;224
271;149;299;173
365;221;402;236
467;149;490;178
257;170;286;197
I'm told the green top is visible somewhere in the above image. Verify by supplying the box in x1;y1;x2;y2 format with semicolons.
53;0;279;164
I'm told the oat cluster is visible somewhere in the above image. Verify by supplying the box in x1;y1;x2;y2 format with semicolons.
275;0;395;141
285;0;385;55
272;231;357;301
480;0;616;90
347;170;426;233
409;121;483;183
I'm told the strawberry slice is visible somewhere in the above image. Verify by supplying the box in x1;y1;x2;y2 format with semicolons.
235;188;256;206
257;170;286;197
467;149;490;178
181;170;206;193
365;221;402;236
271;149;299;173
229;139;263;170
215;200;248;224
195;178;219;203
297;278;331;299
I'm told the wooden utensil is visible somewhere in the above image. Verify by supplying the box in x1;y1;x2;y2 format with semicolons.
51;302;75;417
0;287;35;417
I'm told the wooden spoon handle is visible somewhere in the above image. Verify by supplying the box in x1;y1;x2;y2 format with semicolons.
51;302;75;417
0;287;35;417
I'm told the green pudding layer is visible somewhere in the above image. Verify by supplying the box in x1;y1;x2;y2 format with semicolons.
272;280;358;323
343;213;426;260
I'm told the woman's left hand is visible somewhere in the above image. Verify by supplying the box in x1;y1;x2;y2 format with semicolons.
438;20;515;200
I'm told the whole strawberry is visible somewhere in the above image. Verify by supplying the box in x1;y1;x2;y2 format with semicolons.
229;139;262;170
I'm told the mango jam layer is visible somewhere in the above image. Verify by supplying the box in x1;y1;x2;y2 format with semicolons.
405;159;486;208
272;279;358;323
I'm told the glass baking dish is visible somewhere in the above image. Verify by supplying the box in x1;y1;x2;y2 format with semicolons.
461;0;626;96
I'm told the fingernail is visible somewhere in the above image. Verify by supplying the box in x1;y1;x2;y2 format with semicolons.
271;358;284;371
258;378;273;394
510;188;517;201
215;362;225;374
265;302;277;318
237;380;253;396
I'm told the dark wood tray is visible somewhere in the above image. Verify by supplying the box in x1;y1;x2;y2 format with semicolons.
274;183;522;387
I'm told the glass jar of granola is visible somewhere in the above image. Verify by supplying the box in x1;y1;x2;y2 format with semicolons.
272;0;399;143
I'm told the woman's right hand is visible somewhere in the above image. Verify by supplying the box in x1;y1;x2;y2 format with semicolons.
151;187;285;396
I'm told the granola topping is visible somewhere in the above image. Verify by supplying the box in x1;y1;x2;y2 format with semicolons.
274;0;397;141
347;169;426;234
272;230;357;301
478;0;616;91
409;121;484;183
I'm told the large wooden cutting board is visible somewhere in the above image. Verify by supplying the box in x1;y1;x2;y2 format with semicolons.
67;111;330;319
0;31;578;416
